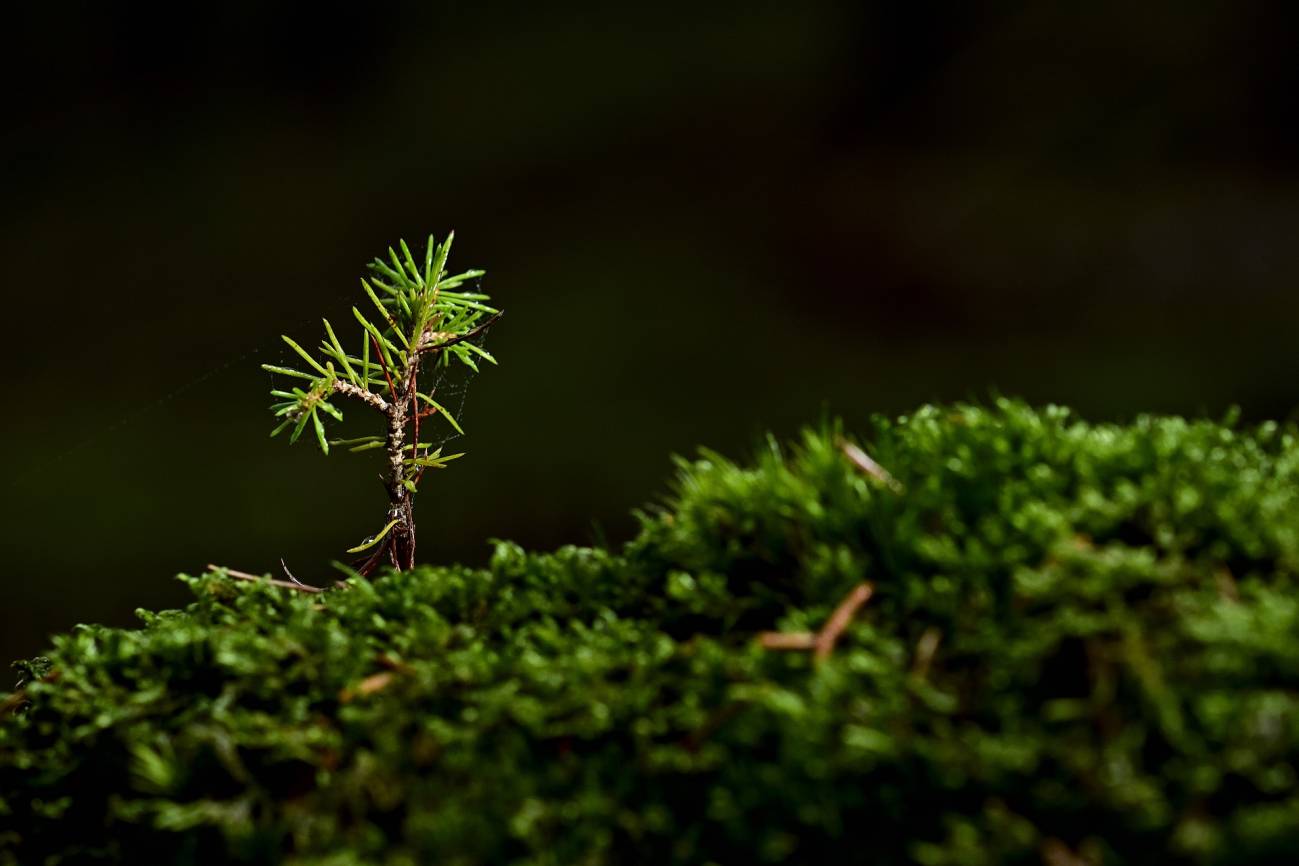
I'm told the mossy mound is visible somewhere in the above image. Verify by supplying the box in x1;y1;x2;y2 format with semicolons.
7;401;1299;865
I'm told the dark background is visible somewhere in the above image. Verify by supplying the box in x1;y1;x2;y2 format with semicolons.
3;1;1298;665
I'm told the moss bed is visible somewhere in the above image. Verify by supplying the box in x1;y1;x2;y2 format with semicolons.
7;401;1299;865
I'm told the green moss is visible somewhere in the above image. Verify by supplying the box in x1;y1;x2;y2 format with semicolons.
7;400;1299;864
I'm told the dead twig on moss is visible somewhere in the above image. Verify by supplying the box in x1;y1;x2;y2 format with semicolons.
339;671;396;703
814;583;875;661
758;632;817;651
838;438;903;492
758;582;875;663
208;564;324;594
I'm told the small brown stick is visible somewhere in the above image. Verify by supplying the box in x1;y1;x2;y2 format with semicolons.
838;438;903;492
339;671;395;703
280;558;323;592
814;583;875;661
757;582;876;663
352;542;387;578
207;564;323;594
388;532;400;571
759;632;818;651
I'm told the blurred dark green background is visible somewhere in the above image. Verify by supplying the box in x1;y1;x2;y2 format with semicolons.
3;1;1298;664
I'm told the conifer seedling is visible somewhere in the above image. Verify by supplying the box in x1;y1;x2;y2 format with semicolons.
262;233;500;574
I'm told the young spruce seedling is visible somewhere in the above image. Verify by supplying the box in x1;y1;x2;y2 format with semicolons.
262;233;500;575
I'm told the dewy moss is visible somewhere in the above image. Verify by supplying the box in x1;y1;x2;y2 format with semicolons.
262;233;500;575
7;401;1299;864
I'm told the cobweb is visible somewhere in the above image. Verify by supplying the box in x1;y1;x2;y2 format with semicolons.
409;326;494;453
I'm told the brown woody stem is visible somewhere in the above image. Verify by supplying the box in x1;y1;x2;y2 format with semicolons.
348;310;500;575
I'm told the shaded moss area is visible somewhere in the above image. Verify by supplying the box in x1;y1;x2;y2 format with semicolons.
7;401;1299;865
